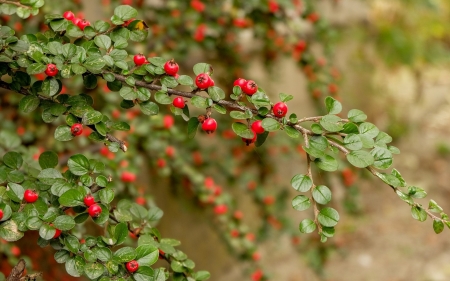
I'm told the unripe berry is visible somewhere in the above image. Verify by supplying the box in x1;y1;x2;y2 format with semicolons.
71;123;83;136
63;11;75;20
173;97;185;109
83;195;95;207
134;54;147;66
214;204;228;215
251;120;265;134
242;80;258;95
164;59;179;76
24;190;38;203
45;63;58;76
201;118;217;134
195;73;212;89
272;102;288;118
88;204;102;218
126;260;139;273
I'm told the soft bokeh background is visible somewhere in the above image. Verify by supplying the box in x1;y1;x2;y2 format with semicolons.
2;0;450;280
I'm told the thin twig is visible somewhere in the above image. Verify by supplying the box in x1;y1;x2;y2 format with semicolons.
0;0;29;9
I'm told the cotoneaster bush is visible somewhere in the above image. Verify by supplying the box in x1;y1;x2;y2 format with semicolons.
0;1;448;281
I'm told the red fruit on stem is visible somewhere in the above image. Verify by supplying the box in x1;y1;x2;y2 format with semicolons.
88;204;102;218
126;260;139;273
251;120;265;134
83;195;95;207
242;130;257;146
63;11;75;20
195;73;212;89
214;204;228;215
173;97;185;109
0;209;3;220
242;80;258;95
233;78;247;88
72;18;81;26
45;63;58;76
164;59;179;76
134;54;147;66
201;118;217;134
24;190;38;203
71;123;83;136
272;102;288;117
77;19;90;30
53;227;62;239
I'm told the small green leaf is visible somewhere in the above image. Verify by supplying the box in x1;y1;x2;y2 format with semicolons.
94;35;112;49
411;206;427;222
113;247;136;262
207;86;225;101
348;109;367;123
433;219;445;234
54;126;74;141
312;185;332;205
231;122;254;139
53;215;76;231
343;134;363;151
187;117;199;139
193;63;211;76
299;219;316;233
139;101;159;116
19;95;40;113
359;122;379;138
346;150;374;168
314;155;338;171
320;115;343;132
113;5;138;21
261;118;280;132
3;151;22;169
291;195;311;211
291;174;312;192
325;96;342;114
68;154;90;176
39;151;58;169
190;96;208;108
318;207;339;227
59;189;84;207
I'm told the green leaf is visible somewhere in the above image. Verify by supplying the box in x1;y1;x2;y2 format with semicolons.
428;199;443;213
319;115;343;132
99;188;114;204
94;35;112;49
38;168;63;185
279;93;293;103
370;147;393;169
348;109;367;123
375;132;393;144
314;155;338;171
230;111;252;120
285;126;300;138
411;206;427;222
82;110;103;125
433;219;445;234
3;151;22;169
0;220;24;241
359;122;379;138
231;122;254;139
84;263;105;280
255;131;269;147
39;223;56;240
53;215;76;231
291;174;313;192
19;95;40;113
193;63;211;75
161;76;178;88
68;154;90;176
139;101;159;116
207;86;225;101
325;96;342;114
42;77;59;97
54;126;74;141
113;247;136;262
155;91;172;105
6;183;24;202
343;134;363;151
65;235;81;254
114;223;128;245
65;256;85;277
291;195;311;211
299;219;316;233
346;150;374;168
39;151;58;169
50;19;68;32
318;207;339;227
136;244;159;266
312;185;332;205
213;104;226;114
59;189;84;207
114;5;138;21
177;75;193;86
190;96;208;108
193;271;211;281
187;117;199;139
408;186;427;199
261;118;280;132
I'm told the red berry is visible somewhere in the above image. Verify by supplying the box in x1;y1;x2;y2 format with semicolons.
251;120;265;134
201;118;217;134
272;102;288;118
252;252;261;261
11;246;20;257
173;97;185;109
134;54;147;66
121;171;136;183
84;195;95;207
195;73;212;89
209;79;215;87
0;209;3;220
45;63;58;76
53;227;62;239
263;195;275;205
251;269;263;281
191;0;205;12
268;0;279;13
157;158;166;168
164;60;179;76
294;40;307;52
135;197;146;205
71;123;83;136
24;190;38;203
77;19;90;30
72;18;81;26
126;260;139;273
163;115;174;129
63;11;75;20
214;204;228;215
88;204;102;218
230;229;239;237
166;146;175;157
233;210;243;220
233;78;247;88
242;130;257;146
242;80;258;95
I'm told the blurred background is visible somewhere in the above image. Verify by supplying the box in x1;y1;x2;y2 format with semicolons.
1;0;450;280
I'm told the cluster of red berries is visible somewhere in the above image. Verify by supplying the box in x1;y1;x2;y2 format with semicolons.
63;11;90;30
195;73;215;90
233;78;258;95
84;195;102;217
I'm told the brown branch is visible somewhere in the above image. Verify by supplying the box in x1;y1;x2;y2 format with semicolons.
0;81;51;100
106;134;128;152
6;259;42;281
0;0;29;9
